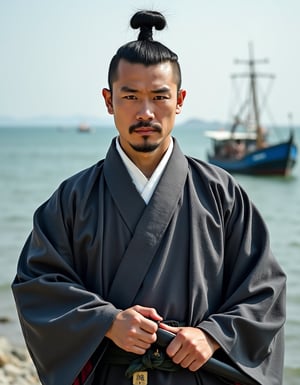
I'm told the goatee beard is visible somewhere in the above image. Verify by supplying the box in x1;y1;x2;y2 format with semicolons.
129;121;162;153
130;139;159;153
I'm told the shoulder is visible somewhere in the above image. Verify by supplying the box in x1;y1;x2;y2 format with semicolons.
185;155;237;190
61;159;105;193
184;156;254;212
36;160;105;215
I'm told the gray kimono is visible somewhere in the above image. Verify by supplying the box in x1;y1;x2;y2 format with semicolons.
12;138;286;385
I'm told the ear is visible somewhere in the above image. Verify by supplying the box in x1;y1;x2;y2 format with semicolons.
102;88;114;114
176;89;186;114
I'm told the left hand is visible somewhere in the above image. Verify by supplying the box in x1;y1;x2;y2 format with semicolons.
159;323;220;372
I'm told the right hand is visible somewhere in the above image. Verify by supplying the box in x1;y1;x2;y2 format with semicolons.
105;305;163;354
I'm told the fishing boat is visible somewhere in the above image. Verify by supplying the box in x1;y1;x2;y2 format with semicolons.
205;43;297;176
77;122;93;133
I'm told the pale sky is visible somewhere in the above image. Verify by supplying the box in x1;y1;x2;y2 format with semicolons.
1;0;299;125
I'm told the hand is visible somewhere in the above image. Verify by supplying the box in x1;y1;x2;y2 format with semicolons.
159;323;220;372
105;305;162;354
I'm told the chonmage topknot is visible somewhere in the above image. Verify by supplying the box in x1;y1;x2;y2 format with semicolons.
130;10;166;41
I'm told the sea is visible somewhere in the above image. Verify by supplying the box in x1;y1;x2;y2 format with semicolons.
0;123;299;384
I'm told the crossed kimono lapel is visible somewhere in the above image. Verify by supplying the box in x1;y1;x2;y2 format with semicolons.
104;139;188;309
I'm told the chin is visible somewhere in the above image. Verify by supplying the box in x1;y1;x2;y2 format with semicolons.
130;142;160;153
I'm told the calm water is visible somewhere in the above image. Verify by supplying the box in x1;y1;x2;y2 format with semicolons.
0;124;299;384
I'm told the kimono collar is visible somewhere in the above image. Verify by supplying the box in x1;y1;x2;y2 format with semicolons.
115;137;174;204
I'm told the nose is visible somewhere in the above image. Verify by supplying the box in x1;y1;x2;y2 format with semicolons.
136;100;155;121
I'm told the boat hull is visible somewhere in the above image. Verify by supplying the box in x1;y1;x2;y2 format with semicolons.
208;139;297;176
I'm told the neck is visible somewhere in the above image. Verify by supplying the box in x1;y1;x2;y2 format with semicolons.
132;155;161;179
119;137;172;178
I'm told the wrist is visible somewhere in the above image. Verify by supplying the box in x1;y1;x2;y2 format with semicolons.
205;332;220;354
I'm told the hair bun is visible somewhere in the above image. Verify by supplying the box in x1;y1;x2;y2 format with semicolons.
130;10;166;40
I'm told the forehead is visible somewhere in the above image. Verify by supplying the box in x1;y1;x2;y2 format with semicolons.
113;59;177;90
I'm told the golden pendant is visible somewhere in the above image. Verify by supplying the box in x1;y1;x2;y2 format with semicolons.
132;371;148;385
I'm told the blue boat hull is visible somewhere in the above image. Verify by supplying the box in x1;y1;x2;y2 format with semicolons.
208;139;297;176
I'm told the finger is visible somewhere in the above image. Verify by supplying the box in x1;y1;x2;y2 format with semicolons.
166;336;182;358
126;342;150;355
168;343;206;370
135;305;163;322
137;327;157;344
188;359;203;372
130;346;147;355
122;332;153;354
178;354;195;369
158;322;180;334
135;338;152;351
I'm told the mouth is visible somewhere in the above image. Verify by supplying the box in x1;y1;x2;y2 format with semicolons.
129;122;162;135
134;127;158;135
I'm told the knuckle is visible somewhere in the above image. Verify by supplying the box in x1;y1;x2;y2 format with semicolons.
189;364;199;372
173;356;181;364
181;361;189;369
123;343;132;352
128;327;137;338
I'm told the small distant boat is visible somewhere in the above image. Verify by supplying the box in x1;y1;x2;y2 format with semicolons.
78;122;92;133
205;43;297;176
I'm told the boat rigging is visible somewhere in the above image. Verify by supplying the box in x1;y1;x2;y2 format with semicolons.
205;43;297;176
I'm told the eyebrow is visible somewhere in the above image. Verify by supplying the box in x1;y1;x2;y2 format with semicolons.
152;86;171;94
120;86;171;93
120;86;138;93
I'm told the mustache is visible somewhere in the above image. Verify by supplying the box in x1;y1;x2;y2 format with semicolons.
129;121;162;134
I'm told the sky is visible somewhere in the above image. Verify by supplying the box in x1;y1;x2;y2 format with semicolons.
1;0;299;125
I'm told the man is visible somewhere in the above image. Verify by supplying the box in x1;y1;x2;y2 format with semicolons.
12;10;286;385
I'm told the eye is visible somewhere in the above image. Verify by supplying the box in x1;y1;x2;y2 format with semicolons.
153;95;169;100
123;95;137;100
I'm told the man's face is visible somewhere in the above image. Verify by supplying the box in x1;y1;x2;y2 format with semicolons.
102;59;186;162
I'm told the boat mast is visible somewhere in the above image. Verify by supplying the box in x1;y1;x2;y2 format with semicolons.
248;43;263;147
232;42;273;148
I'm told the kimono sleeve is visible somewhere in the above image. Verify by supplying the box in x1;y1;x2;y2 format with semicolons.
199;177;286;385
11;182;119;385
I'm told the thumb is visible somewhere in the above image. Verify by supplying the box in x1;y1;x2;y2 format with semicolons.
158;322;181;335
134;305;163;322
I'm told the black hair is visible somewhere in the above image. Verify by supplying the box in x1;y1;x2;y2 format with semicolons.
107;10;182;90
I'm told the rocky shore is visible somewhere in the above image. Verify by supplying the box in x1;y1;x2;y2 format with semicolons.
0;337;40;385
